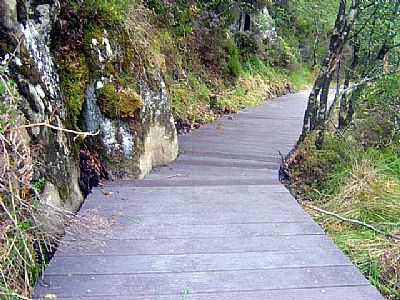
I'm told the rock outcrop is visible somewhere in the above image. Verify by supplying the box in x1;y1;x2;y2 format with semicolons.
0;0;178;212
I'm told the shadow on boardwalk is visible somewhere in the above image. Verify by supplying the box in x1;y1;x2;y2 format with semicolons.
35;92;383;299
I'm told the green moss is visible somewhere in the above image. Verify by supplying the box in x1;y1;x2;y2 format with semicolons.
82;26;107;74
96;83;144;118
58;187;69;200
83;26;104;48
226;40;242;78
59;52;89;128
31;178;46;192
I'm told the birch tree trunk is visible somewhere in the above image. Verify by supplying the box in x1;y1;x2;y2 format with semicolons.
302;0;360;138
339;42;359;128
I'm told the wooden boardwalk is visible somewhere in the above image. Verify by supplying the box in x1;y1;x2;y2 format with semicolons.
35;92;383;299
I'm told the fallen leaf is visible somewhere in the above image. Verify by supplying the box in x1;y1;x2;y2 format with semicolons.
216;124;224;130
103;191;114;196
44;294;57;299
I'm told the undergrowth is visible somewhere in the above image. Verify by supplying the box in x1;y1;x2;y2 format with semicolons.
288;131;400;299
0;55;112;299
57;0;317;134
0;59;51;299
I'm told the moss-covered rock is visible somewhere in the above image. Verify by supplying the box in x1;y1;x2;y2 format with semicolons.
96;83;144;118
59;51;89;128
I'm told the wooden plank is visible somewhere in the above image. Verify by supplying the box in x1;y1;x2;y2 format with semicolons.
34;266;372;298
77;209;313;226
43;285;382;300
94;183;290;195
177;150;281;163
46;247;352;275
83;188;295;207
56;235;340;256
103;178;281;187
64;221;325;241
81;194;304;214
171;158;278;169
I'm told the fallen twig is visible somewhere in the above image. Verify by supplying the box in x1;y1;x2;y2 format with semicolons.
376;222;400;227
164;174;183;179
306;204;400;240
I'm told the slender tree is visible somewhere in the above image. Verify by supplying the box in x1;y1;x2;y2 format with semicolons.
302;0;360;138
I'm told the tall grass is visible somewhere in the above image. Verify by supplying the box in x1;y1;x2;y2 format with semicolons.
290;132;400;299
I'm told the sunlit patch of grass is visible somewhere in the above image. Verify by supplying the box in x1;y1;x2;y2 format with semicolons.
288;64;316;90
170;62;295;126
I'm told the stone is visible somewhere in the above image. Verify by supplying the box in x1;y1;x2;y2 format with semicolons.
0;0;18;31
80;30;178;179
1;0;180;222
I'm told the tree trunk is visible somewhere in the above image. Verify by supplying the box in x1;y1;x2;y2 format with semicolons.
301;0;360;139
339;42;359;128
312;17;320;70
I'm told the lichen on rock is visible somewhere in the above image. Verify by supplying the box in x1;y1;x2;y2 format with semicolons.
1;0;179;213
75;21;178;179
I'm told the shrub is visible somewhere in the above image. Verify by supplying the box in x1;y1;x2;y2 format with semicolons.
226;40;242;78
234;32;259;59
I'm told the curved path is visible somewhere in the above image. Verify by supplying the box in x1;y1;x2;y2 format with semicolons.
35;92;382;299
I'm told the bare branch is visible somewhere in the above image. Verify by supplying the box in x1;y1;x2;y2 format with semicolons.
376;222;400;227
339;68;400;98
8;122;100;138
306;204;400;240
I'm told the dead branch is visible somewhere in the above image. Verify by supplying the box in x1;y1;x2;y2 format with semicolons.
376;222;400;227
8;122;99;138
339;68;400;98
306;204;400;240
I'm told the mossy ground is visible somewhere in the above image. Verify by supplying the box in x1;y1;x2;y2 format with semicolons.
168;57;307;127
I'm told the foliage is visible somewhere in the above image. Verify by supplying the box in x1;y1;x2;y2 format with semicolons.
234;32;260;59
60;0;131;24
264;37;298;71
289;130;400;298
226;40;243;78
288;1;400;288
0;79;21;134
288;64;316;90
169;73;217;124
31;178;46;192
288;67;400;298
268;0;338;63
351;0;400;76
352;74;400;147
